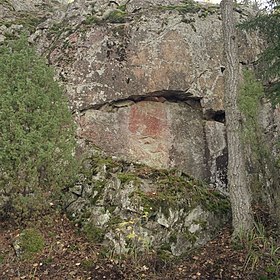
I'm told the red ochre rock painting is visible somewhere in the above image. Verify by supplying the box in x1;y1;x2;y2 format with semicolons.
128;101;171;168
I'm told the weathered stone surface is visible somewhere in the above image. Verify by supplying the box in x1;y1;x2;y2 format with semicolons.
65;154;230;256
28;1;262;188
0;0;67;41
125;0;183;13
5;0;70;12
33;1;260;110
257;100;280;216
0;1;262;188
205;120;227;192
78;99;209;180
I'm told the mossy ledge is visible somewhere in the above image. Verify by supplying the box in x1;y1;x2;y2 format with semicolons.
64;153;230;257
158;0;219;18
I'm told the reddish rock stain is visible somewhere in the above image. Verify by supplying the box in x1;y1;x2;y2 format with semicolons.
128;101;168;137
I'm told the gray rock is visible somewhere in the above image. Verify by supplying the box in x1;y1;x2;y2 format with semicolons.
65;155;230;256
31;2;262;188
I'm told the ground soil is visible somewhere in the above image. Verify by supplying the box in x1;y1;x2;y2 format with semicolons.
0;212;278;280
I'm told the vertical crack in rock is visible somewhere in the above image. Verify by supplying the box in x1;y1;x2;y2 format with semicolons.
204;109;225;123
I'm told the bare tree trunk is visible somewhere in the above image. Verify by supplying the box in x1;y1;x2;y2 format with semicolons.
221;0;254;234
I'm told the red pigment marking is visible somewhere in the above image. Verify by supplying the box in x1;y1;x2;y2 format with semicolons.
128;102;168;136
68;33;78;44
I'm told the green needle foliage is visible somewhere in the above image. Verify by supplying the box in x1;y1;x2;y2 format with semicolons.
240;1;280;103
0;35;77;221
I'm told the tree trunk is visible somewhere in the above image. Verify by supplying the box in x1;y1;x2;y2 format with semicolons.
221;0;254;234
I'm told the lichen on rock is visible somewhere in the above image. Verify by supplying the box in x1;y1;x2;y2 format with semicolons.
23;0;263;192
64;152;230;256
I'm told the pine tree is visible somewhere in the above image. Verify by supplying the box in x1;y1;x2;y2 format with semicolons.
221;0;254;234
0;36;77;220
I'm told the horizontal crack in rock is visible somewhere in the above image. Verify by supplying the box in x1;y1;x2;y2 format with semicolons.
76;90;202;113
75;90;224;123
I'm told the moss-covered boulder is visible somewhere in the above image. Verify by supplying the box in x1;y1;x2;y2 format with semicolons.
65;153;230;256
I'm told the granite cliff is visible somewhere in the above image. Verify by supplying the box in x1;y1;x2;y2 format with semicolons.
0;0;263;191
1;0;279;256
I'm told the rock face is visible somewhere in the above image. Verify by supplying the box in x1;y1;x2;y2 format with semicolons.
0;1;262;190
32;0;260;192
2;0;277;256
65;154;230;256
79;98;208;180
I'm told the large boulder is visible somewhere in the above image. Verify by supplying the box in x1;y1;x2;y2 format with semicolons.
65;154;230;256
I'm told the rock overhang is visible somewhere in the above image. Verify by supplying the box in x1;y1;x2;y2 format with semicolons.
0;0;261;191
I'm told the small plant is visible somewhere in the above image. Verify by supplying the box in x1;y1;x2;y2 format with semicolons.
83;223;105;243
235;222;280;276
42;256;53;265
19;228;45;259
81;259;95;269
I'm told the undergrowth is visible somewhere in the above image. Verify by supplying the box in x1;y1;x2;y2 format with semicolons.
234;221;280;279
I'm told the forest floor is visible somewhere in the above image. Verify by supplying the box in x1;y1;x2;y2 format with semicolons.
0;211;279;280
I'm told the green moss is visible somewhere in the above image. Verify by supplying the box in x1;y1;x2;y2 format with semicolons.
81;259;95;269
3;13;45;33
80;210;91;220
159;0;218;16
49;22;65;36
42;257;53;265
135;169;229;218
137;190;176;218
90;180;106;205
193;219;208;230
88;156;120;174
84;15;100;25
160;242;171;252
78;154;229;233
108;215;123;226
157;248;173;261
106;205;117;214
118;4;127;12
0;254;4;264
117;172;140;184
19;228;45;259
107;10;127;24
191;185;230;214
83;223;105;243
184;230;197;245
18;14;42;31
